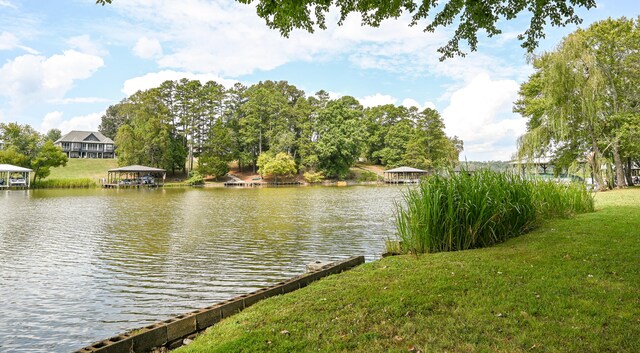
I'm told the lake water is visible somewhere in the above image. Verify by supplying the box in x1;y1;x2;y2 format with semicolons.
0;185;407;352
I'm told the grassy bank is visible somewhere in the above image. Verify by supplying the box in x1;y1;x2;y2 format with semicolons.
47;158;117;180
177;189;639;353
34;159;118;188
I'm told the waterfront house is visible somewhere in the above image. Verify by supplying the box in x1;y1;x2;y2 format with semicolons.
55;131;115;159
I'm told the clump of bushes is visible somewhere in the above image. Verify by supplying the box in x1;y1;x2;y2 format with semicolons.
303;171;325;183
392;170;594;254
186;171;204;186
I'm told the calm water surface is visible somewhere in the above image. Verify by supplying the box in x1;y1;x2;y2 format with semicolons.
0;185;406;352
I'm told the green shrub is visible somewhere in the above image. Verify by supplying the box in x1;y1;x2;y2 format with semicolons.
33;178;98;188
303;171;325;183
186;171;204;186
356;171;379;182
392;170;594;254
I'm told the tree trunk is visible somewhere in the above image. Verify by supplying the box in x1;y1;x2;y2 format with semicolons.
588;152;605;190
252;151;257;174
188;144;194;173
588;131;605;189
32;167;39;185
624;157;634;186
612;140;626;188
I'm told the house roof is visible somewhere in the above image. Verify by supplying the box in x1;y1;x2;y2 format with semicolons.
0;164;33;172
55;131;114;144
384;166;428;173
108;165;166;173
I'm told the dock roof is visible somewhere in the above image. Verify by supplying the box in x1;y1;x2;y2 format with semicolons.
0;164;33;172
384;166;428;173
108;165;166;173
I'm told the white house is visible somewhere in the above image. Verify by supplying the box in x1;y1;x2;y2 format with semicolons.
55;131;115;159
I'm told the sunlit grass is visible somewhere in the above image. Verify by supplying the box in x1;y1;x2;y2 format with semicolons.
47;158;117;180
176;189;640;353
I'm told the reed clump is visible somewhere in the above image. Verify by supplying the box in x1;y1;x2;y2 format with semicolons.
33;178;98;189
393;170;594;254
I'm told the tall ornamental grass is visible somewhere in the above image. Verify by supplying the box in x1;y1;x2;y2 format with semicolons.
393;170;594;254
33;178;98;189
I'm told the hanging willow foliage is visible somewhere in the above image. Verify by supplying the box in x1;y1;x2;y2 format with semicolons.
514;17;640;189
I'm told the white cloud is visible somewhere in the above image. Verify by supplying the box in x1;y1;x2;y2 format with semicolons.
0;31;38;54
359;93;397;107
99;0;531;81
133;36;163;59
0;0;16;9
357;94;437;111
39;111;102;134
67;35;107;56
441;73;526;161
401;98;436;111
0;50;104;107
121;70;238;96
106;0;340;76
105;1;449;77
325;91;343;100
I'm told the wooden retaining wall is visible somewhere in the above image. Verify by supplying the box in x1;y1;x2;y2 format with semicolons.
74;256;365;353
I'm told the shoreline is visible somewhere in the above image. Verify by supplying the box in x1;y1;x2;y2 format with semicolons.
170;189;640;353
22;178;405;190
74;257;366;353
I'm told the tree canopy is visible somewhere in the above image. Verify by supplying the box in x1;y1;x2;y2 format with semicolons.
515;17;640;189
257;152;297;182
99;79;462;179
0;123;68;182
96;0;595;59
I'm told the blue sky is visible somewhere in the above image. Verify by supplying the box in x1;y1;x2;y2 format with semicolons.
0;0;637;161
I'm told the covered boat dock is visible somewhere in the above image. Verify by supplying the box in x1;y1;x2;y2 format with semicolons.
103;165;166;188
510;157;553;176
0;164;32;189
383;166;429;184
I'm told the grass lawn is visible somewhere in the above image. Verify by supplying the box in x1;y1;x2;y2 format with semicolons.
46;158;117;180
177;188;640;353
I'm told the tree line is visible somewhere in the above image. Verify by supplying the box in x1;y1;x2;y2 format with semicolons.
99;79;462;180
515;17;640;189
0;124;67;181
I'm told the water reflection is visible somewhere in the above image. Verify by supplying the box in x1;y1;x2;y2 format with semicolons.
0;186;405;352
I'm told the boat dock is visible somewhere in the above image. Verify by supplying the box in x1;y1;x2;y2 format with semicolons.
223;181;264;187
223;180;303;187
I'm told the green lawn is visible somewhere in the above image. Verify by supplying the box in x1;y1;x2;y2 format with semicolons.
46;158;117;180
177;188;640;353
